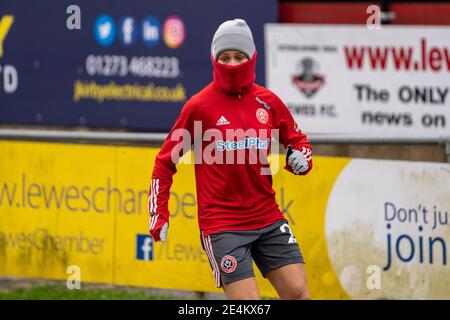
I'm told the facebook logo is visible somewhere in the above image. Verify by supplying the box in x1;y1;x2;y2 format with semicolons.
119;16;137;46
136;234;154;261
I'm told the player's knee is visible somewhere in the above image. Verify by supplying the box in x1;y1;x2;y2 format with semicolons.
284;285;310;300
299;288;311;300
242;292;261;300
223;277;261;300
226;291;261;300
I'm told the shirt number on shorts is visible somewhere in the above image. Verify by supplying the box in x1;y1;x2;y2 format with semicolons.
280;223;297;244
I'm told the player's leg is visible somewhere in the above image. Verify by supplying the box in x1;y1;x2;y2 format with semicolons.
266;263;310;300
201;231;260;300
252;219;310;300
223;277;261;300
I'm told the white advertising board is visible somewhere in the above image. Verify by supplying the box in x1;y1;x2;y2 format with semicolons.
265;24;450;141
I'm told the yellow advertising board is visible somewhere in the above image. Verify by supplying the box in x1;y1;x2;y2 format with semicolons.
1;140;449;299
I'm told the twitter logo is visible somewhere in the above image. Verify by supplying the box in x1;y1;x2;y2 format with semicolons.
94;14;116;47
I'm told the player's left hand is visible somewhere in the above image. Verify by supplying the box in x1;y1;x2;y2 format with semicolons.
149;213;169;242
287;148;309;175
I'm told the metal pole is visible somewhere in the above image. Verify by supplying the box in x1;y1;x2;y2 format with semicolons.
0;129;168;143
0;129;449;145
446;141;450;163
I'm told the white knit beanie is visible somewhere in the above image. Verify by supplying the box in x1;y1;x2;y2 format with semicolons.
211;19;256;60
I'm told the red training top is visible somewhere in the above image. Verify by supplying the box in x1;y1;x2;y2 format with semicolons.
148;51;313;240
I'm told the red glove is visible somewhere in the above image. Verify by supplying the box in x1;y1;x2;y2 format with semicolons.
149;213;169;242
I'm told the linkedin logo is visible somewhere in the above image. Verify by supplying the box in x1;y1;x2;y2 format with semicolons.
142;16;160;47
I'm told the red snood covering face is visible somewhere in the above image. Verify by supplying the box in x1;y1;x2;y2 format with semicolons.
211;51;257;95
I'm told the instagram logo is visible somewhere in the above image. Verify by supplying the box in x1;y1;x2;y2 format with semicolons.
163;15;185;48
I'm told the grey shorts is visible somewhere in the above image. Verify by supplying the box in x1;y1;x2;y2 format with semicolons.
201;219;304;288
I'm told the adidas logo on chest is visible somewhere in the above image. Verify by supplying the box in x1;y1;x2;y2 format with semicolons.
216;116;230;126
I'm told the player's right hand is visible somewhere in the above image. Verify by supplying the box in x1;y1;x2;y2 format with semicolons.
149;213;169;242
286;145;309;175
